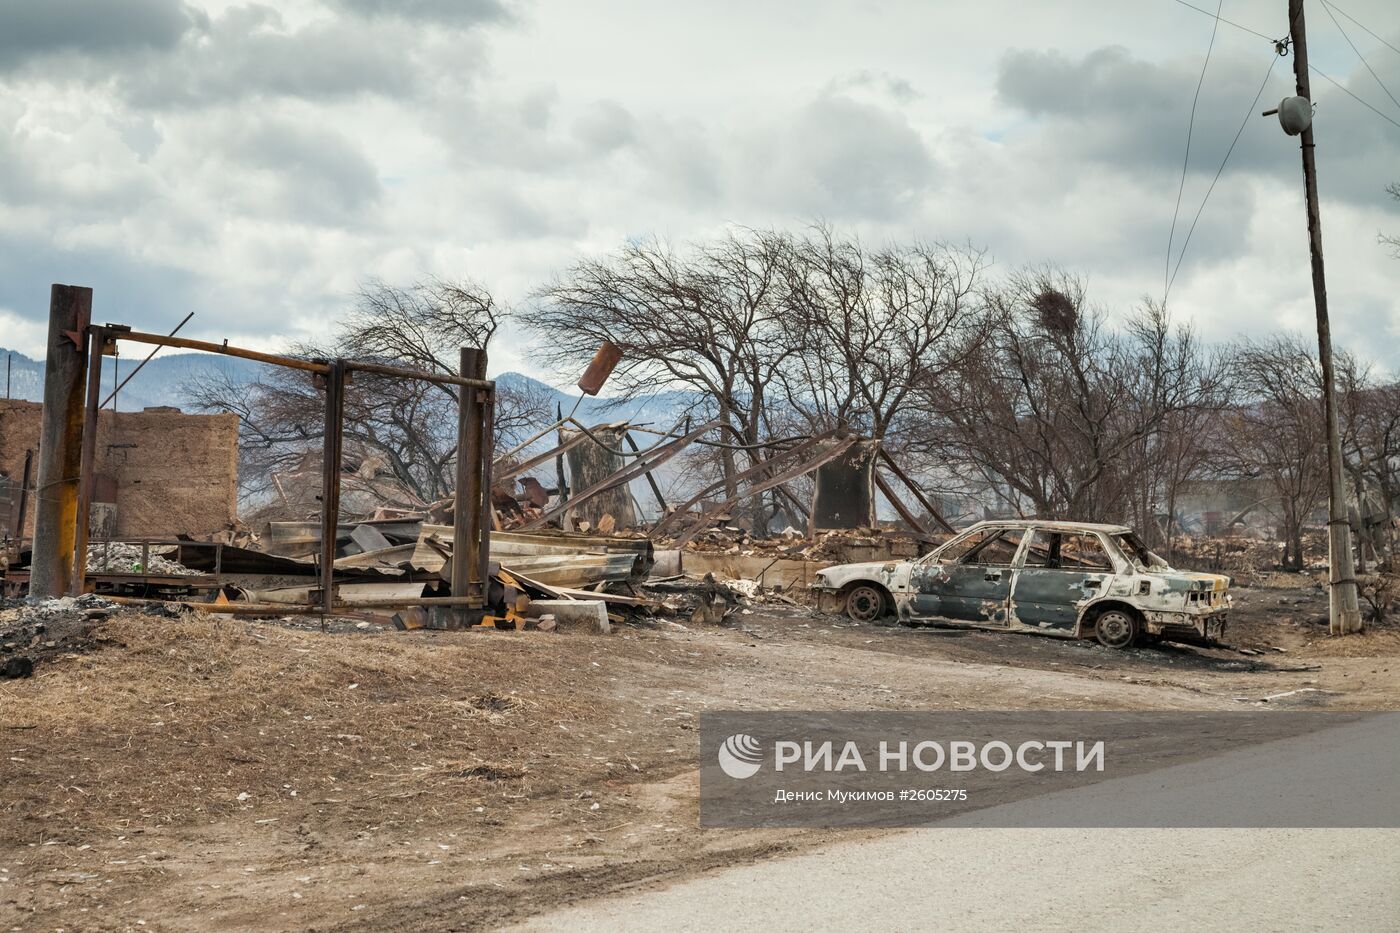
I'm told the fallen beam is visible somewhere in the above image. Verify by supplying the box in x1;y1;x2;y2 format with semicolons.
519;419;720;530
649;429;838;539
877;448;956;533
668;436;862;547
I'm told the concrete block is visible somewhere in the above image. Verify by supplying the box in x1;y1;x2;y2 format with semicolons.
527;599;610;634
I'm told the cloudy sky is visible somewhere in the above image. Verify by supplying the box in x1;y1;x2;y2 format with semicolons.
2;0;1398;382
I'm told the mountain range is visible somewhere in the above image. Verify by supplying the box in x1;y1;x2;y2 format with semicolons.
0;345;703;518
0;345;696;427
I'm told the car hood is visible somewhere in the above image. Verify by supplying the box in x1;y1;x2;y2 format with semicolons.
815;560;908;588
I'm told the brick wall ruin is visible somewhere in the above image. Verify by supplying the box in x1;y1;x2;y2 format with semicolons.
0;400;239;539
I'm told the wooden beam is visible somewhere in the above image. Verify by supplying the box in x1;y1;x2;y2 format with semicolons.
319;360;346;614
30;284;92;597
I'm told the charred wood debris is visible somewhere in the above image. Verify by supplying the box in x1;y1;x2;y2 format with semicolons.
3;400;944;636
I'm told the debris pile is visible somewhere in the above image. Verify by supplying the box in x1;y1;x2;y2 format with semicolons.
1169;531;1331;576
0;593;119;679
86;543;199;576
641;571;812;625
678;526;934;562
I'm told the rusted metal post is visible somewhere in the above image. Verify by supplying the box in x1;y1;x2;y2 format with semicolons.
72;326;108;593
625;431;669;515
554;402;571;529
9;449;33;549
452;348;487;627
30;285;92;598
319;360;346;615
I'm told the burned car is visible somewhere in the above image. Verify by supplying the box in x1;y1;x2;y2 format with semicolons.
813;520;1229;647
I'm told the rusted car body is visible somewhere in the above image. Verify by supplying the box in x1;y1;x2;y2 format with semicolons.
813;520;1230;647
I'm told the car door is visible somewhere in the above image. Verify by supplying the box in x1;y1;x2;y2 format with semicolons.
912;527;1024;625
1010;530;1117;631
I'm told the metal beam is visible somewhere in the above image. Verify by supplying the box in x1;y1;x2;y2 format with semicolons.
648;429;838;539
100;312;194;409
874;470;932;537
344;358;493;390
114;330;330;374
519;419;720;530
494;430;590;483
477;371;495;594
9;449;33;550
876;448;957;533
668;437;862;547
625;430;669;514
71;326;108;593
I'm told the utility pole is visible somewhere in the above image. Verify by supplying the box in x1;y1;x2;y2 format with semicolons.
1288;0;1363;634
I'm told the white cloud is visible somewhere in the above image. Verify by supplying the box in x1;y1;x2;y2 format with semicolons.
0;308;48;357
0;0;1397;380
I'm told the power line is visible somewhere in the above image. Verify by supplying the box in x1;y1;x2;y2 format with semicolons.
1167;0;1273;42
1309;63;1400;128
1318;0;1400;59
1320;0;1400;113
1166;53;1282;299
1165;1;1400;132
1167;0;1224;299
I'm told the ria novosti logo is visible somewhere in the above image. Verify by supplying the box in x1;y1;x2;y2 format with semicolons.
717;733;764;779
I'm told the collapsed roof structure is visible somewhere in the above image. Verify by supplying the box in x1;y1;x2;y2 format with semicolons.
3;284;952;628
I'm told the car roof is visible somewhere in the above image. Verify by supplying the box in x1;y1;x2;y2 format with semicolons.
959;519;1133;535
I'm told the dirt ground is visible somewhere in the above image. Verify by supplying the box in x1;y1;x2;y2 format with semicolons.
2;578;1398;932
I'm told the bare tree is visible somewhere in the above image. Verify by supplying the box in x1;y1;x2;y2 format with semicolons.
911;270;1224;526
526;230;797;526
1338;357;1400;567
775;228;992;445
1215;335;1330;570
187;278;550;517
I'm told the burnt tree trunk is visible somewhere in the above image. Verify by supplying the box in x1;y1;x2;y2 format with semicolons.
562;426;637;530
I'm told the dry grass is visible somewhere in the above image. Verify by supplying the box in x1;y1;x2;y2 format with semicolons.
0;612;656;841
1299;625;1400;658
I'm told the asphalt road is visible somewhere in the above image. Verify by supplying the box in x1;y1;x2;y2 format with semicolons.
515;716;1400;931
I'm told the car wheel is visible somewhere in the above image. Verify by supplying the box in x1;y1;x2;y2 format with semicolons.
1094;608;1139;649
845;585;887;624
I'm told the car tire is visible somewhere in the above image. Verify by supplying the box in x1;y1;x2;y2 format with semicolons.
1094;608;1139;649
845;584;888;624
